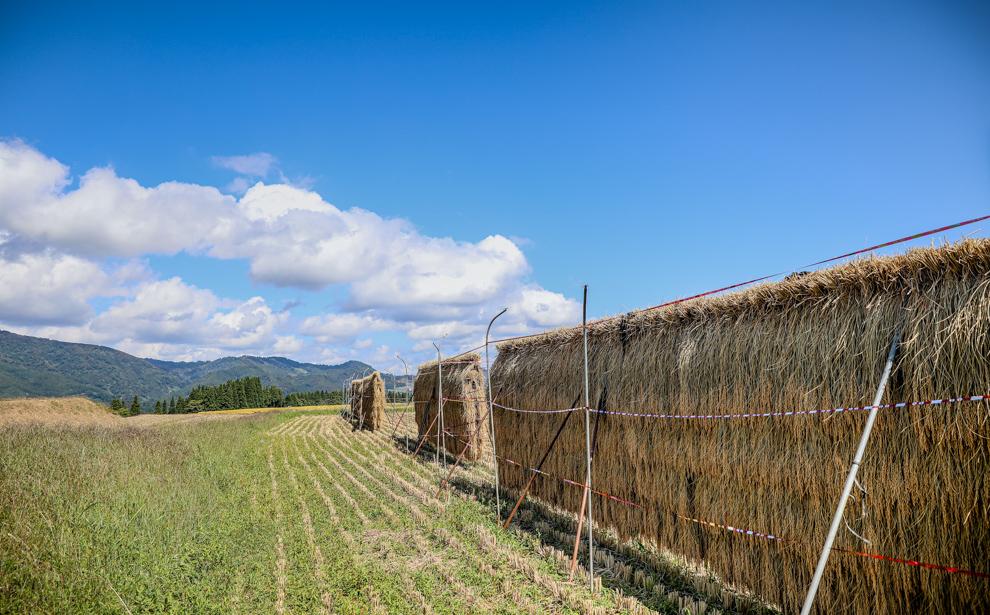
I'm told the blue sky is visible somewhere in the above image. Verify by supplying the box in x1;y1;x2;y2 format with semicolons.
1;1;988;370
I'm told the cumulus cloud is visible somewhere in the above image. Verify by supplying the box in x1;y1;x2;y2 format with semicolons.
212;152;277;177
0;141;530;304
0;140;240;257
4;275;294;361
90;277;221;343
272;335;305;355
299;312;399;343
0;250;112;325
349;235;529;311
0;140;582;363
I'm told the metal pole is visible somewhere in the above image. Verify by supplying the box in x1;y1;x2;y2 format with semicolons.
799;329;902;615
390;354;410;439
582;284;594;591
433;342;445;470
485;307;508;522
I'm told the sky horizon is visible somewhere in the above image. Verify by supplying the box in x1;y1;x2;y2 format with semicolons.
2;1;989;372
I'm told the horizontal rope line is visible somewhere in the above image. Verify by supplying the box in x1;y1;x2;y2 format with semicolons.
435;429;989;580
493;401;582;414
490;393;987;420
592;394;987;419
481;214;990;348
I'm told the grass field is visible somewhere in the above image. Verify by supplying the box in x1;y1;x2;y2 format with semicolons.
0;405;764;614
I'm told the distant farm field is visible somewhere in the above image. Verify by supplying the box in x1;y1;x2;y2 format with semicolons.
0;401;759;614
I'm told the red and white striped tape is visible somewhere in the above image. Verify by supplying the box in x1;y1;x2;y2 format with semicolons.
434;428;989;580
489;393;987;420
492;401;582;414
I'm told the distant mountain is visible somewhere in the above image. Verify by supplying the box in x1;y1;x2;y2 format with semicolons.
0;330;379;404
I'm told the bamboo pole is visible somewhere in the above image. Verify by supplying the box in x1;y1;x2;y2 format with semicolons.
502;405;577;529
412;413;438;457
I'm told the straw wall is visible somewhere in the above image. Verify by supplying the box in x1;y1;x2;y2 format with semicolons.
413;354;489;461
491;240;990;614
350;372;386;431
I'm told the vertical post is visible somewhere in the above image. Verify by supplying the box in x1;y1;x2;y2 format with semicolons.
485;307;508;522
799;329;902;615
390;354;410;439
433;342;445;470
582;284;594;590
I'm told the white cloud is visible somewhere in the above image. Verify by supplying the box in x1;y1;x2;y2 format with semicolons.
0;141;582;364
212;152;277;177
299;312;399;343
272;335;304;355
349;234;529;311
0;143;530;308
0;250;112;325
512;287;581;328
7;276;293;359
90;277;220;343
0;141;241;258
225;177;251;194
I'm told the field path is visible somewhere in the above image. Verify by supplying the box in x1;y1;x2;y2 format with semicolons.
264;413;707;614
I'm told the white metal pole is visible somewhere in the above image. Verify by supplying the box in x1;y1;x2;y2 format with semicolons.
396;353;410;429
433;342;445;470
799;330;902;615
582;284;594;591
485;307;508;522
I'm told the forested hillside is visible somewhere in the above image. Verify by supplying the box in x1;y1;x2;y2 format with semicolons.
0;330;377;403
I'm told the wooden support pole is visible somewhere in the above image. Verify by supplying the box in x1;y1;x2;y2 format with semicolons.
436;418;483;498
502;407;576;529
412;413;438;457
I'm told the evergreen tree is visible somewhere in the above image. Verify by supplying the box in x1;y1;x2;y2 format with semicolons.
168;397;176;413
129;396;141;416
235;379;248;408
110;398;124;415
154;400;163;414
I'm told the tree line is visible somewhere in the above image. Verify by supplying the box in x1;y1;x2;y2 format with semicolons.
149;376;285;413
109;375;411;416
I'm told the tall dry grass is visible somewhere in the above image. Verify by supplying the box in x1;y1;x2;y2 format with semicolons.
492;239;990;613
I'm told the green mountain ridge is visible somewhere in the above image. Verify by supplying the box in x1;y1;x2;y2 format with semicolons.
0;330;384;404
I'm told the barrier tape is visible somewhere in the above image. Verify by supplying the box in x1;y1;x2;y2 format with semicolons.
466;214;990;352
686;514;990;579
493;401;581;415
806;214;990;267
490;393;987;420
832;548;990;580
433;429;989;580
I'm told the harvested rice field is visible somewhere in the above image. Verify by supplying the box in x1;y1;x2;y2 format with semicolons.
0;406;765;614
